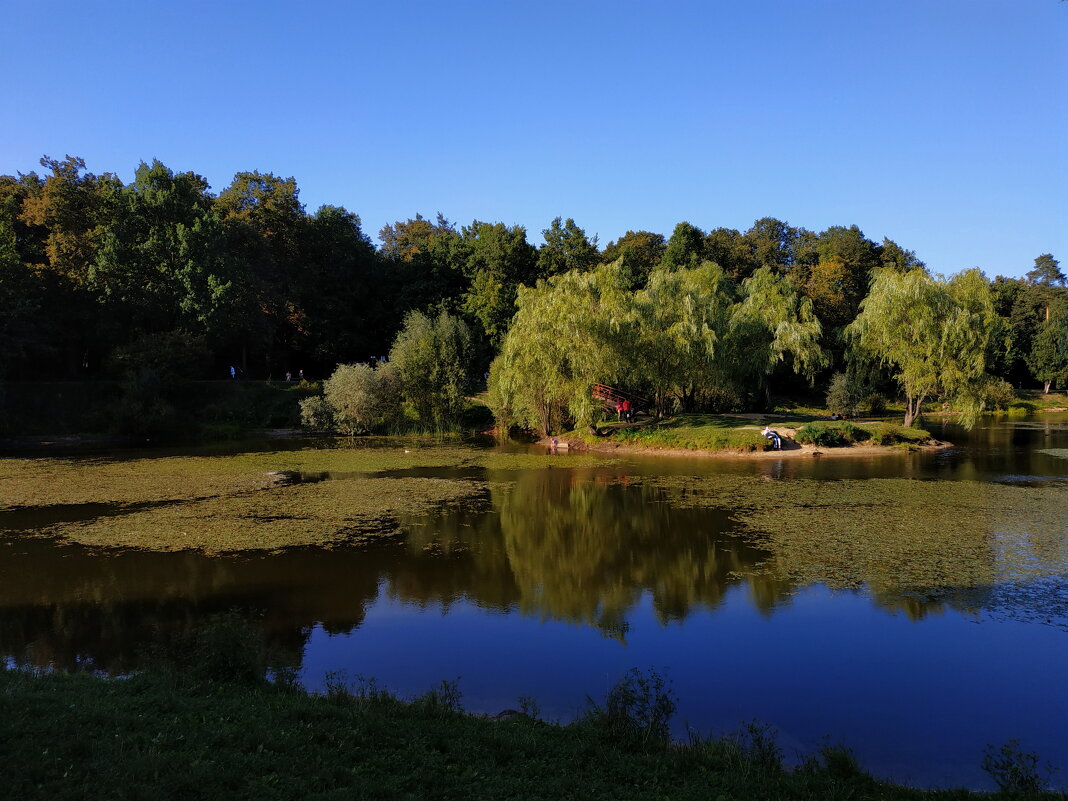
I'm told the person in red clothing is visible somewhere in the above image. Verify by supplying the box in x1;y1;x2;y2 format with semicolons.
621;398;631;422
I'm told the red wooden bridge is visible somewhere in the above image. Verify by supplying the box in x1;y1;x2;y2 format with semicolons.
591;383;651;414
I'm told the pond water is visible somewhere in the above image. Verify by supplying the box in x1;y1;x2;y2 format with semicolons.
2;416;1066;790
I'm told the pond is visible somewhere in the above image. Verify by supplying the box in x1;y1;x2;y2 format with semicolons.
1;416;1066;790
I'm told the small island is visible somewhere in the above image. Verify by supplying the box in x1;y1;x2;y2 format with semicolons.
556;413;943;458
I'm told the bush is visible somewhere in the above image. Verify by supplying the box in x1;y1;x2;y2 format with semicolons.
585;668;676;751
981;739;1053;794
299;395;335;431
794;423;849;447
389;310;474;428
981;378;1016;411
825;373;856;417
859;392;887;415
308;362;403;435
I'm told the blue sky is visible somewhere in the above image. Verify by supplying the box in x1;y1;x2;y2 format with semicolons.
3;0;1065;278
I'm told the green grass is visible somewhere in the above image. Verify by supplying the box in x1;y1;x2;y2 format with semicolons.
583;414;932;453
588;414;776;452
3;667;1056;801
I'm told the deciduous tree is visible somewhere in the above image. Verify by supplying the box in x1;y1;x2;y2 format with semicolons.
848;268;998;427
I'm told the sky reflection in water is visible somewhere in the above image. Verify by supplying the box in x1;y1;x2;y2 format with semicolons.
1;415;1066;790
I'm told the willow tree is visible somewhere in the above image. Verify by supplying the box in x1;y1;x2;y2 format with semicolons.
626;262;735;416
488;264;628;436
730;267;828;402
848;268;997;428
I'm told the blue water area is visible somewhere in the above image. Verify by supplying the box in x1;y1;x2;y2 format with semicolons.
298;581;1067;791
2;414;1066;790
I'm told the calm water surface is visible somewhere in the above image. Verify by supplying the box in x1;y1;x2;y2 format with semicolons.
2;416;1066;790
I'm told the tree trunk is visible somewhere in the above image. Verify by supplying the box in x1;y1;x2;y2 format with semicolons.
904;394;925;429
1044;380;1052;395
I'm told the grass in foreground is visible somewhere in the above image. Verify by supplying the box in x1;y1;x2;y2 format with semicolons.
4;663;1062;801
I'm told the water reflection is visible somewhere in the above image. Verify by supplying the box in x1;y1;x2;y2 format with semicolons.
5;454;1065;673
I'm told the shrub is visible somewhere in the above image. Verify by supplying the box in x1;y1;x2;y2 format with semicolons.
981;378;1016;411
415;678;464;716
299;395;335;431
825;373;856;417
859;392;887;415
585;668;676;751
794;423;849;447
389;310;474;427
981;740;1054;794
837;422;868;443
309;362;402;435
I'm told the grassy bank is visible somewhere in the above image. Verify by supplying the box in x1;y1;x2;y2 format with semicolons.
579;413;932;453
3;666;1060;800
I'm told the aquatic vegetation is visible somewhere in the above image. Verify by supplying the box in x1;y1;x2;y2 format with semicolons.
0;447;616;510
44;477;494;553
640;475;1068;593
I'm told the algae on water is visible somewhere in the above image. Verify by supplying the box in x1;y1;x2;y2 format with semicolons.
638;475;1068;593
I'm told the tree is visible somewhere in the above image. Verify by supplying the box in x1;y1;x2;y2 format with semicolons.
743;217;798;274
848;268;998;428
803;225;880;332
704;227;756;281
599;230;666;290
536;217;598;278
389;310;474;427
1025;253;1065;324
215;170;311;371
626;262;734;416
730;267;828;403
489;265;628;435
660;222;705;271
1026;299;1068;394
877;238;925;273
378;213;468;318
1026;253;1065;288
460;221;537;347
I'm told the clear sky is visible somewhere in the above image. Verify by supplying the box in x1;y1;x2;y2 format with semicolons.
3;0;1065;278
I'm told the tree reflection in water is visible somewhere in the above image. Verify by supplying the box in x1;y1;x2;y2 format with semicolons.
2;457;1065;673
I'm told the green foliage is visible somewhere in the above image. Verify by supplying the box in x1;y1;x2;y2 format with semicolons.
981;740;1054;794
489;260;826;434
824;372;856;416
848;268;998;428
859;392;887;415
415;678;465;716
489;264;627;435
461;220;538;346
794;423;848;447
298;394;334;430
980;378;1017;411
6;666;1038;801
389;310;473;427
316;362;402;435
1026;300;1068;393
599;230;666;290
537;216;599;278
585;668;677;751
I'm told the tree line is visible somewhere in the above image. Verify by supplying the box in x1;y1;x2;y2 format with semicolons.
1;155;1065;431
